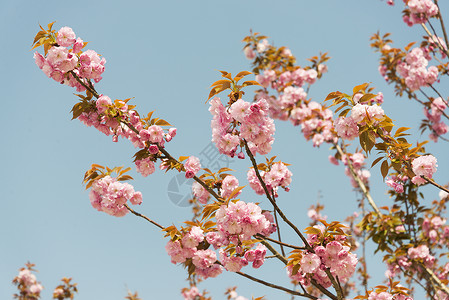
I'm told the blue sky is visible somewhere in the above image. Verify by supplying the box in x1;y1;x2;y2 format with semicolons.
1;1;448;299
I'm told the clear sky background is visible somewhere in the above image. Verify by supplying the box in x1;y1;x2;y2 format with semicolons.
1;1;448;299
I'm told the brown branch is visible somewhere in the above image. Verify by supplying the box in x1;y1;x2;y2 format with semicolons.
422;176;449;193
120;120;223;203
124;204;165;230
256;234;305;250
243;140;312;251
421;23;449;58
435;0;449;48
334;144;382;217
421;264;449;297
235;271;319;300
259;240;288;265
271;189;286;256
69;71;100;99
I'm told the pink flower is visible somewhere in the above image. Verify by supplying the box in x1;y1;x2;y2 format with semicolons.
184;156;201;178
300;253;321;273
135;157;155;177
334;116;359;140
96;95;112;114
57;27;76;47
192;249;216;269
412;155;437;179
244;46;256;60
182;226;204;248
221;175;240;199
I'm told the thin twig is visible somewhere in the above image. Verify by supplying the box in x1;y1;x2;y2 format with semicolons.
334;144;382;217
235;271;318;300
256;234;305;250
421;23;449;58
435;0;449;47
272;189;286;256
243;140;312;251
259;240;288;265
124;204;165;230
422;176;449;193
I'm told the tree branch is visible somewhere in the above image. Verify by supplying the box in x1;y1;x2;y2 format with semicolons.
235;271;318;300
124;204;165;230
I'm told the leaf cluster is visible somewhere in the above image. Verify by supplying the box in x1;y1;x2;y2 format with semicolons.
207;70;259;103
83;164;133;189
31;21;57;55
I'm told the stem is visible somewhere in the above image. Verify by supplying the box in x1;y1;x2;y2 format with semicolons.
421;264;449;297
428;85;449;109
272;189;286;256
124;204;165;230
422;175;449;193
235;271;318;300
259;240;288;265
334;144;382;217
244;140;312;250
421;23;449;58
256;234;305;250
69;71;100;98
435;0;449;48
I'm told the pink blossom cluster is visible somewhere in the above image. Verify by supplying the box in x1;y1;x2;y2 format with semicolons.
411;154;437;185
192;181;211;204
184;156;201;178
368;291;412;300
13;268;44;298
385;245;435;278
335;152;371;188
247;162;292;196
220;175;241;199
34;26;106;91
422;216;449;244
215;201;276;240
209;97;275;156
425;35;448;59
403;0;439;26
181;286;201;300
165;227;223;279
256;68;318;91
334;102;385;141
288;228;358;289
289;101;336;147
424;97;448;142
227;289;249;300
135;157;155;177
219;243;268;272
307;207;328;222
89;175;142;217
386;175;407;193
396;47;439;91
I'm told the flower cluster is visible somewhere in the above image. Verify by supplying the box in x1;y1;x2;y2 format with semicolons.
12;264;44;299
288;225;358;289
184;156;201;178
396;47;439;91
89;175;142;217
289;100;336;147
210;97;275;156
34;26;106;91
386;175;408;193
403;0;439;26
411;154;437;185
367;290;412;300
215;201;276;241
247;161;292;195
424;97;448;142
330;151;372;189
334;101;385;141
422;215;449;244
